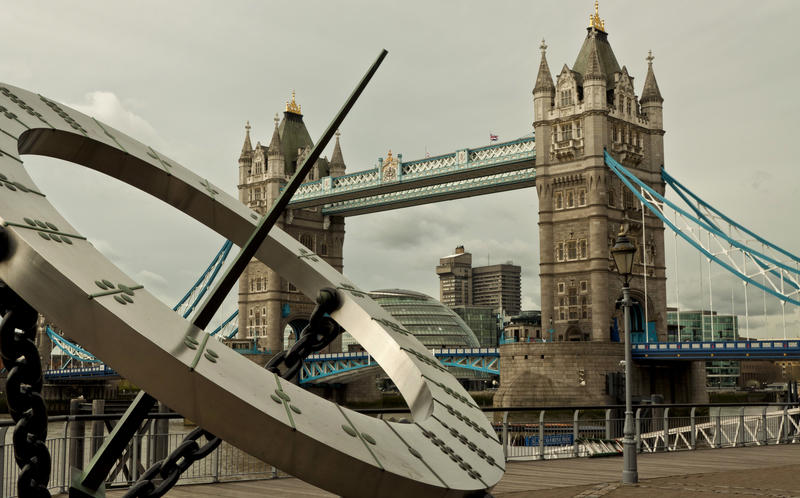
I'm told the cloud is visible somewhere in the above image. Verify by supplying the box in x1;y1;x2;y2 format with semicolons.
68;91;158;143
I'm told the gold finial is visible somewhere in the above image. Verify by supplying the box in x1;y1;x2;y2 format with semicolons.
589;1;606;32
646;50;655;66
335;129;341;140
285;90;302;115
386;149;393;162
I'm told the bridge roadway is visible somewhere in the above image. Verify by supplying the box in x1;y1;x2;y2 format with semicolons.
98;444;800;497
44;340;800;382
285;136;536;216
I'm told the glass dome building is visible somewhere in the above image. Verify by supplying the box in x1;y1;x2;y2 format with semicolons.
341;289;481;351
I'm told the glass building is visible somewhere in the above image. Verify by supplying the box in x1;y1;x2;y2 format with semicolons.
342;289;481;351
666;309;740;389
451;305;500;347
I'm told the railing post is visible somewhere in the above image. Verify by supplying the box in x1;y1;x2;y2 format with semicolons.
690;407;696;450
68;399;85;489
605;408;612;440
736;406;745;447
782;405;789;444
212;443;220;483
662;407;670;452
91;399;105;455
62;420;70;493
538;410;545;461
760;406;768;445
154;401;170;462
714;407;722;448
572;410;580;458
635;408;642;453
0;426;7;498
501;411;509;462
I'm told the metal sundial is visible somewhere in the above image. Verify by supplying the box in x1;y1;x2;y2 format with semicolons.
0;50;504;496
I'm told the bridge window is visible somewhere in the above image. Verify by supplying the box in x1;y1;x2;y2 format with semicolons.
626;98;632;116
575;121;582;138
566;190;574;208
558;297;567;320
300;234;314;251
608;188;615;207
579;239;588;259
558;282;565;294
566;241;577;260
556;243;564;262
568;288;578;319
560;90;573;107
581;296;591;319
580;280;588;293
578;188;586;206
256;278;261;291
554;191;563;210
562;123;573;141
288;282;297;292
320;243;328;256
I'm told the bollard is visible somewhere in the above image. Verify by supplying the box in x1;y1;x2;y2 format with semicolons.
689;407;696;450
736;407;744;447
662;407;670;452
714;408;722;448
760;406;768;445
91;399;105;456
605;409;612;440
153;401;170;463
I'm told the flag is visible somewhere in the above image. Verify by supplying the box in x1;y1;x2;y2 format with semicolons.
489;133;498;142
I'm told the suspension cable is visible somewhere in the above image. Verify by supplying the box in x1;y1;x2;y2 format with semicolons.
641;200;649;342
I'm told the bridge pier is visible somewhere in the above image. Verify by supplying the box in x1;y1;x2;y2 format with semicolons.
493;342;707;414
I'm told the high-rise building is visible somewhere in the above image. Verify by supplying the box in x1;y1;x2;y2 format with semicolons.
472;264;522;317
436;246;521;317
436;246;473;307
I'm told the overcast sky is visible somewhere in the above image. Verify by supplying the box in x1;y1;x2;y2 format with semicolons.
1;1;798;338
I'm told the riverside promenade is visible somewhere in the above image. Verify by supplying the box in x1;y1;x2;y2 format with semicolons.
99;444;800;497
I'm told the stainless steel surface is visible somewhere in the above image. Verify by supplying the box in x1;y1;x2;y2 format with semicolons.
0;82;504;496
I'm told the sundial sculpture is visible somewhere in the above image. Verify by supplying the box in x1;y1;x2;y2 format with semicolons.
0;49;504;497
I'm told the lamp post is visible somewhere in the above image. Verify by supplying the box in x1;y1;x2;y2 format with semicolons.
611;232;638;484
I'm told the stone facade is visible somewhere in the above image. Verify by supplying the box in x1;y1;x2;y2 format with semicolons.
237;96;346;353
534;24;667;343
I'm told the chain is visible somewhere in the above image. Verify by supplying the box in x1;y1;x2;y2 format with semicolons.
266;288;342;381
0;284;51;498
123;427;220;498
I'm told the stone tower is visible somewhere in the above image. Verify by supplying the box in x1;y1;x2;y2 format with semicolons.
237;92;346;353
534;6;667;343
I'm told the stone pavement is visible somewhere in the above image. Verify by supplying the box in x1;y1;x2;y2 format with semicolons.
96;444;800;497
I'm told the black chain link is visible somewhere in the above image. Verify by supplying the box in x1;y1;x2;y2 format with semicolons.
123;427;220;498
266;288;342;381
0;284;51;498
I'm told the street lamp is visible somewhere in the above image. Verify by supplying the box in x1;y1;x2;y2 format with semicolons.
611;232;638;484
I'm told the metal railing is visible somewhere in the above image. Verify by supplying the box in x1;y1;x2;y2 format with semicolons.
0;402;797;496
0;413;282;497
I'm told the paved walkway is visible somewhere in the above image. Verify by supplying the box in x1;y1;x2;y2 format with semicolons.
98;445;800;497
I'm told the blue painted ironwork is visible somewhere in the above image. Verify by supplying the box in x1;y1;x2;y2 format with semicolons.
173;239;233;318
633;340;800;360
46;326;101;364
300;348;500;383
287;136;536;215
209;309;238;338
44;364;117;379
605;151;800;307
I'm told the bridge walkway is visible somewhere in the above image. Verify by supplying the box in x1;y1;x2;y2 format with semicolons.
94;444;800;497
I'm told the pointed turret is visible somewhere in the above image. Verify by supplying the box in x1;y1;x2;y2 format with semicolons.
640;51;664;131
329;130;346;178
533;39;555;123
267;113;285;178
640;50;663;104
240;121;253;159
533;39;555;94
238;121;253;189
584;35;605;81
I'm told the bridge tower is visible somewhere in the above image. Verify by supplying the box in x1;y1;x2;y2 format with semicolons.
236;93;346;353
534;7;667;343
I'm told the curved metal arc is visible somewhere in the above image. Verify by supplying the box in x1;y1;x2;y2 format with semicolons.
0;66;502;495
606;152;800;278
606;152;800;307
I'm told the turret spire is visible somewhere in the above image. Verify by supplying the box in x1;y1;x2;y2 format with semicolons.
641;50;663;104
240;121;252;158
533;39;555;94
329;129;345;175
584;34;606;81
